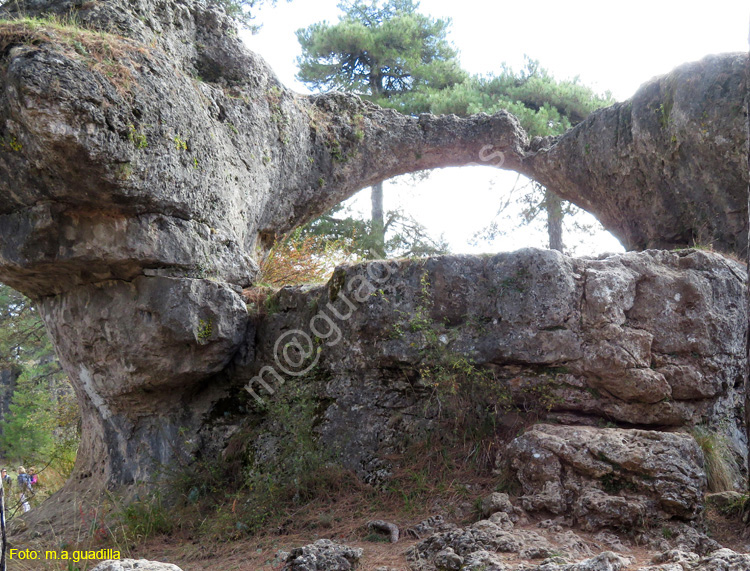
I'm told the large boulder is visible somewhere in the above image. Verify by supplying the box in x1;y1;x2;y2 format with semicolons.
506;425;706;529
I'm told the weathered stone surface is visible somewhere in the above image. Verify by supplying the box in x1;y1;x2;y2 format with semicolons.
460;550;508;570
91;560;183;571
646;548;750;571
407;523;555;570
481;492;518;519
228;249;745;486
406;511;613;571
506;424;706;529
525;53;749;256
528;552;632;571
39;275;248;485
0;0;527;299
0;3;748;542
0;0;527;494
368;520;400;543
283;539;363;571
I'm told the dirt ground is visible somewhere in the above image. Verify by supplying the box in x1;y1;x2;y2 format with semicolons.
8;484;750;571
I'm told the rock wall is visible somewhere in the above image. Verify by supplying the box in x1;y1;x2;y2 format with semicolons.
197;249;746;528
526;53;749;255
0;0;747;524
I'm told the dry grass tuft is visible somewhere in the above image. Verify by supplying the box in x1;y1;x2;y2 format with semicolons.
691;426;741;492
0;15;149;95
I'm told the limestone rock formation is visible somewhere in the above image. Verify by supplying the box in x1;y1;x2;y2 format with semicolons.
405;508;744;570
283;539;363;571
506;425;706;529
644;549;750;571
0;0;524;489
405;509;626;571
526;53;749;255
0;0;747;515
228;249;745;491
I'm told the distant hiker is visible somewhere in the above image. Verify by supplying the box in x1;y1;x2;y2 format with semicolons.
28;467;37;487
1;469;10;501
16;466;31;513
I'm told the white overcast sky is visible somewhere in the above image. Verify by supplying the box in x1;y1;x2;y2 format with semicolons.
242;1;750;256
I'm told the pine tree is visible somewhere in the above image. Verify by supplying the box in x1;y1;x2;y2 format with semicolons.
296;0;464;257
0;285;79;473
212;0;288;32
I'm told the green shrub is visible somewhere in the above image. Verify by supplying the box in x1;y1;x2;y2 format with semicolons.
118;491;174;541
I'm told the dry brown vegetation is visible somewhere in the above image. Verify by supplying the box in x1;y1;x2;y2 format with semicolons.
0;16;149;95
255;233;358;288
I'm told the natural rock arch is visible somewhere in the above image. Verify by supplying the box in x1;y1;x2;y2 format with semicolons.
0;0;747;503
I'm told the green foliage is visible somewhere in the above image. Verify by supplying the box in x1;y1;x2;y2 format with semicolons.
244;382;337;506
300;203;449;260
407;273;509;441
296;0;461;258
117;491;174;541
709;492;750;518
391;269;564;471
169;379;353;540
0;135;22;152
0;285;79;476
296;0;465;99
386;56;613;136
127;124;148;149
173;135;188;151
196;318;213;342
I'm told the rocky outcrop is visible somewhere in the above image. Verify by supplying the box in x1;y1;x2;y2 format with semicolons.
525;53;749;255
0;0;747;509
645;549;750;571
223;249;745;491
0;0;524;490
37;276;249;485
506;425;706;528
405;506;741;570
0;0;527;298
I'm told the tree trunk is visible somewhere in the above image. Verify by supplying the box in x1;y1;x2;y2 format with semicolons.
370;181;385;258
545;187;564;252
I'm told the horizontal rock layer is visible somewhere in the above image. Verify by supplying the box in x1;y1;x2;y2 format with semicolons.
215;249;745;492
